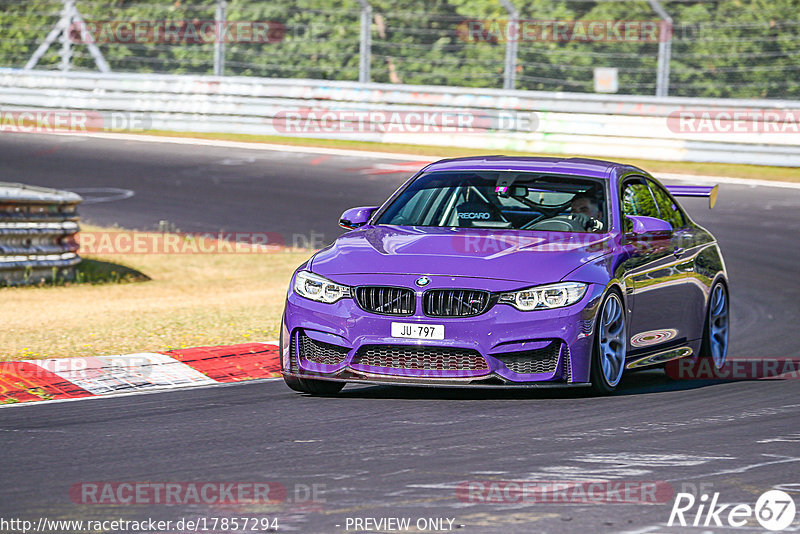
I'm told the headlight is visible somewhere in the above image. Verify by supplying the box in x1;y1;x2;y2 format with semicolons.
498;282;587;311
293;270;351;303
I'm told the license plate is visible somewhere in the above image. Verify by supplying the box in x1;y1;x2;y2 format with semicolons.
391;322;444;340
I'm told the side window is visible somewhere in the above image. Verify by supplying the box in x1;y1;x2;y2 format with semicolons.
621;180;660;231
648;181;687;229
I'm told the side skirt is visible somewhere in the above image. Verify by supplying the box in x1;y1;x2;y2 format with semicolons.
626;346;693;370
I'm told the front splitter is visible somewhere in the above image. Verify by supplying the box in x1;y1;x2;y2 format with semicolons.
282;371;590;389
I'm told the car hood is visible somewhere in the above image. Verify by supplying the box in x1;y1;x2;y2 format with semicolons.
311;225;612;285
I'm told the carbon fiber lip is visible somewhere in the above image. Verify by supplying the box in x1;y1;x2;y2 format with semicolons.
281;371;588;389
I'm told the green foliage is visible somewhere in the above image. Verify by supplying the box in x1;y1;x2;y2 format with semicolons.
1;0;797;98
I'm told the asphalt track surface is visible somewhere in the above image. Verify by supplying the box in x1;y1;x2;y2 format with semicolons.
1;133;800;534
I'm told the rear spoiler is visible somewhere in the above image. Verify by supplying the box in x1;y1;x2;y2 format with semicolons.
665;184;719;209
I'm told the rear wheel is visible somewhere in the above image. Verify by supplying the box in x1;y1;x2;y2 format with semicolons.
590;290;627;395
700;282;729;369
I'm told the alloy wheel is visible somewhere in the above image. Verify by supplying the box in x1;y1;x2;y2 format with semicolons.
598;293;626;387
708;284;729;369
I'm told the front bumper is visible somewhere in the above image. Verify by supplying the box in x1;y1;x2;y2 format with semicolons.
281;273;605;386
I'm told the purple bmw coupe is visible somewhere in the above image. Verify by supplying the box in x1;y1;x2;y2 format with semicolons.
281;156;729;395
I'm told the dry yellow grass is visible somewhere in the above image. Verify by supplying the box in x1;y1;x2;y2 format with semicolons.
0;225;313;361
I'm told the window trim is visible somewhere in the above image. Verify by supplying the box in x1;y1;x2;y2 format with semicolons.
376;170;611;232
619;175;660;223
644;178;689;230
619;173;694;235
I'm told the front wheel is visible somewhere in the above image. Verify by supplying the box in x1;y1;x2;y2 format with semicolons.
590;290;627;395
283;375;345;395
700;281;729;369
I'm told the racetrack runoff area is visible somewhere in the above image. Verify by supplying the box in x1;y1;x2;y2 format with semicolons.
1;131;800;533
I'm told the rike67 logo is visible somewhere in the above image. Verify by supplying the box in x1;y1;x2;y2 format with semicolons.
669;489;796;531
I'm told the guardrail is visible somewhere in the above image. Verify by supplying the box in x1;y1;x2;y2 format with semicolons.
1;70;799;166
0;182;81;286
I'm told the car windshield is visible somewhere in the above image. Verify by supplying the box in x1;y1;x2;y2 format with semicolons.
376;171;608;232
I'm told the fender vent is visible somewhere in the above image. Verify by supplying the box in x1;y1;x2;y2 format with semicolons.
299;332;349;366
494;341;561;375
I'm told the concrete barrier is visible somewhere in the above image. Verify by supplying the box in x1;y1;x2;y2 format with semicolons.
1;69;799;166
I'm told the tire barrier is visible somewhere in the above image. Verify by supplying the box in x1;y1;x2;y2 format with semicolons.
0;182;82;286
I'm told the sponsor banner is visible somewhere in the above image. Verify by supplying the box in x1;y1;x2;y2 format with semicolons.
0;110;151;133
271;110;539;134
457;20;671;43
69;20;286;44
665;357;800;380
667;109;800;134
457;480;674;504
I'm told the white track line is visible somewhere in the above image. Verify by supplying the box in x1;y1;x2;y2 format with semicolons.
60;131;433;161
0;376;283;410
657;172;800;190
49;131;800;190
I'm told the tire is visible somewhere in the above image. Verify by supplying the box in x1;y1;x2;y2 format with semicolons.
282;374;307;392
283;375;345;395
280;327;346;395
590;290;627;395
699;281;729;369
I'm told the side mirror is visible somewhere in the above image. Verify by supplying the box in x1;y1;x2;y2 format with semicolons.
339;206;378;230
626;215;673;236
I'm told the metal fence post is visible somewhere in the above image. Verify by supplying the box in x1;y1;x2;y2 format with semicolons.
499;0;519;91
356;0;372;83
26;0;111;72
647;0;673;97
58;0;75;71
214;0;227;76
